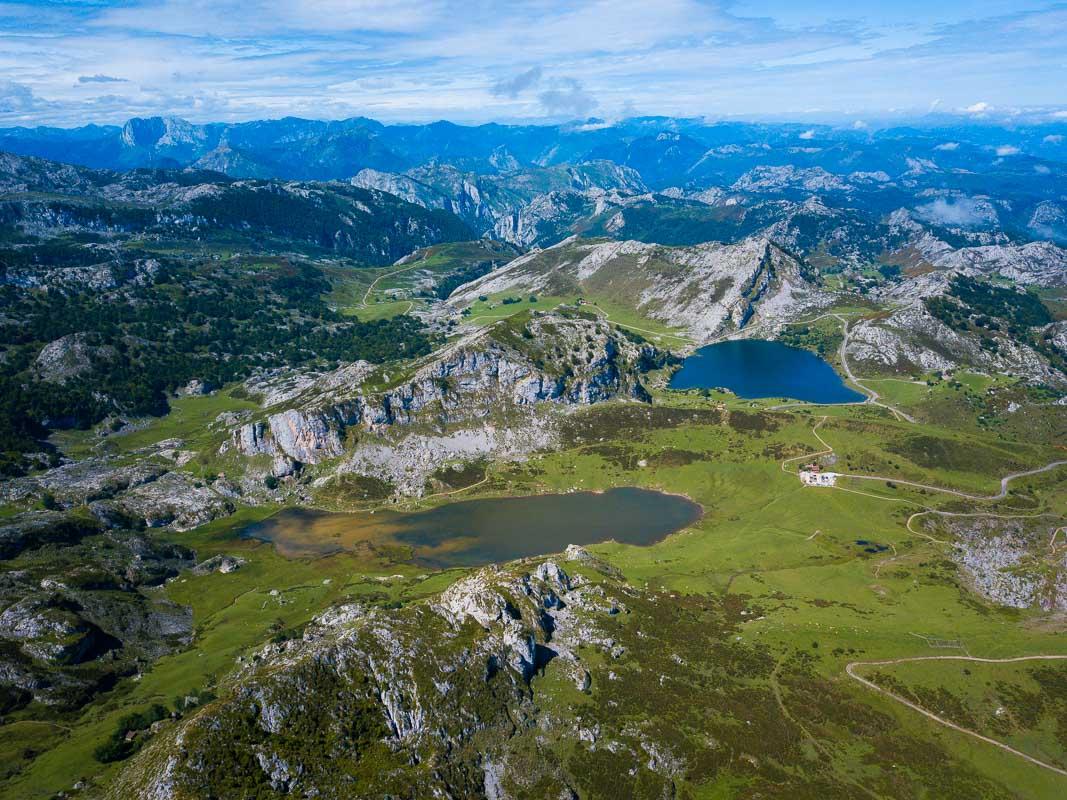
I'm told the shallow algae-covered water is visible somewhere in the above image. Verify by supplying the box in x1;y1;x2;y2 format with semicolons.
241;487;703;567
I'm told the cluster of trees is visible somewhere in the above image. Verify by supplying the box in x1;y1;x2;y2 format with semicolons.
93;704;170;763
925;276;1052;335
0;255;437;474
94;689;217;763
947;275;1052;330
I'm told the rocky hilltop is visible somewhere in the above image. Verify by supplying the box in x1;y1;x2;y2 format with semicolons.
223;309;667;495
449;236;827;342
103;547;1023;800
0;151;471;265
107;556;597;799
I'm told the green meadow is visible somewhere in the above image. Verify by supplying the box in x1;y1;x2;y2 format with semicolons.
5;340;1066;798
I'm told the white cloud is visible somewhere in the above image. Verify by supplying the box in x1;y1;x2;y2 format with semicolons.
1044;134;1064;144
2;0;1067;125
0;81;54;117
995;145;1020;156
491;67;542;99
1034;164;1051;174
852;119;867;129
916;196;995;228
539;78;598;118
798;129;815;139
77;74;128;84
935;141;959;151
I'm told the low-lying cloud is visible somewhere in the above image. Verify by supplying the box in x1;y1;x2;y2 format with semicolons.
916;196;997;228
0;81;48;115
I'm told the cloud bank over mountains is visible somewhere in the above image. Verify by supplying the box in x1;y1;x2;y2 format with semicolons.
0;0;1065;126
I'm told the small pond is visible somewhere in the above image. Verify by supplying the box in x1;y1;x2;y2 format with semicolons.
668;339;864;404
241;487;703;568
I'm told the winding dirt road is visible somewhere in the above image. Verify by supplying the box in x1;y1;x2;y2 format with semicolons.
847;655;1067;777
782;417;1066;503
838;459;1067;501
360;261;425;307
834;313;917;423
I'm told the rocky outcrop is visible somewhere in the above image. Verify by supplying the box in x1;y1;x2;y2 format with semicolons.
933;241;1067;287
733;165;851;193
848;299;1063;384
225;311;662;491
0;511;101;560
33;333;117;383
192;554;245;575
335;420;552;496
264;409;344;464
1;460;168;510
0;526;193;710
938;517;1067;610
106;555;619;799
449;236;828;342
99;472;237;531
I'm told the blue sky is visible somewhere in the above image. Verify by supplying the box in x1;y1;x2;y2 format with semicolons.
0;0;1065;126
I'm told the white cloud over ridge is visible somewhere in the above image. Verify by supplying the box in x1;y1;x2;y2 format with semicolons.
916;196;997;228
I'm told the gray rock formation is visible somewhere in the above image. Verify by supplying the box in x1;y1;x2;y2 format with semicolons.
448;236;828;342
34;333;117;384
106;558;618;799
225;310;663;494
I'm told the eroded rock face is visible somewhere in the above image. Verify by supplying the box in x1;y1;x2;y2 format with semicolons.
266;409;344;464
226;311;664;493
946;517;1067;611
34;333;117;384
108;557;610;799
448;236;827;342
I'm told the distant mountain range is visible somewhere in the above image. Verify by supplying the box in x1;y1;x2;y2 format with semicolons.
3;115;1064;251
1;115;1065;190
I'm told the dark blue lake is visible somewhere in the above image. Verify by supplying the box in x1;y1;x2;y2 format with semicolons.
668;339;865;404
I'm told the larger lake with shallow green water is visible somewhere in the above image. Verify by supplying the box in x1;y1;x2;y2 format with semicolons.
241;487;703;568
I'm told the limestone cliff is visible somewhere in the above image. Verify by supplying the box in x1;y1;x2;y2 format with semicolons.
223;310;668;492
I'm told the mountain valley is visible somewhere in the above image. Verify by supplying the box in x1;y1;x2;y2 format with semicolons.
0;114;1065;800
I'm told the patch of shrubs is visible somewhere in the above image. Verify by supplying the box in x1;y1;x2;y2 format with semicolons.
92;704;169;763
93;689;218;764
